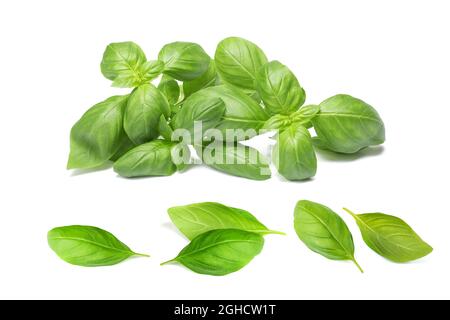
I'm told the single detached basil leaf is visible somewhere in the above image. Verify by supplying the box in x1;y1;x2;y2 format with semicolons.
161;229;264;276
273;125;317;181
158;115;174;141
168;202;284;240
100;42;148;88
113;140;177;178
48;225;148;267
215;37;268;90
344;208;433;263
158;42;210;81
198;142;271;180
158;77;180;105
67;95;128;169
171;91;226;137
256;60;305;115
294;200;363;272
312;94;385;154
125;83;170;145
183;60;218;98
110;134;136;162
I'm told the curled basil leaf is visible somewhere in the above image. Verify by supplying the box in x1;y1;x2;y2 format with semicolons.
113;140;177;178
158;76;180;105
48;225;148;267
273;125;317;181
168;202;284;240
344;208;433;263
183;60;218;98
158;42;210;81
294;200;363;272
312;94;385;154
161;229;264;276
67;95;128;169
198;141;271;181
256;60;305;115
215;37;268;90
124;83;170;145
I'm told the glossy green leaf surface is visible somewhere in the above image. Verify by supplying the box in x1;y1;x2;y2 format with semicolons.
294;200;363;272
113;140;177;178
183;60;218;98
48;225;148;267
273;125;317;181
158;42;210;81
168;202;284;240
198;142;271;180
124;83;170;145
312;94;385;154
215;37;268;90
67;95;128;169
162;229;264;276
344;209;433;263
110;134;135;162
256;60;305;115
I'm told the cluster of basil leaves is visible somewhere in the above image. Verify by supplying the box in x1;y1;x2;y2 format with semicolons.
68;37;386;181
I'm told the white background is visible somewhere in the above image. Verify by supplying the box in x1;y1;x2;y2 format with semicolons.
0;0;449;300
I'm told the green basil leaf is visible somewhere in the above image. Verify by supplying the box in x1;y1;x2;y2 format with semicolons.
141;60;165;82
262;114;291;131
161;229;264;276
291;104;320;126
100;42;148;88
158;115;174;141
113;140;177;178
273;125;317;181
312;94;385;154
215;37;268;90
183;60;218;98
110;134;136;162
344;208;433;263
67;95;128;169
171;143;191;172
168;202;284;240
48;225;148;267
198;142;271;180
158;77;180;105
256;60;305;115
171;91;226;137
158;42;210;81
294;200;363;272
124;83;170;145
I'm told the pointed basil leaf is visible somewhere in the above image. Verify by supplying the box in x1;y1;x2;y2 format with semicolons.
110;134;136;162
215;37;268;90
158;115;174;141
67;95;128;169
124;83;170;145
256;60;305;115
168;202;284;240
273;125;317;181
183;60;218;98
198;142;271;181
344;208;433;263
100;42;148;88
162;229;264;276
113;140;177;178
158;42;210;81
312;94;385;154
291;104;320;126
158;77;180;105
140;60;165;82
294;200;363;272
48;225;148;267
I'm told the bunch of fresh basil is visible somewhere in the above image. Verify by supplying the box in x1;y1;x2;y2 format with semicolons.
68;37;385;181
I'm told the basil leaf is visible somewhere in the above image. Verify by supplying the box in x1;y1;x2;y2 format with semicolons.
158;115;174;141
158;77;180;105
140;60;165;82
344;208;433;263
48;225;148;267
198;142;271;181
171;91;226;137
161;229;264;276
183;60;218;98
263;114;291;131
168;202;284;240
273;125;317;181
110;134;136;162
67;95;128;169
158;42;210;81
263;105;319;131
215;37;268;90
256;60;306;115
312;94;385;154
294;200;363;272
113;140;177;178
171;143;191;172
100;42;149;88
124;83;170;145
